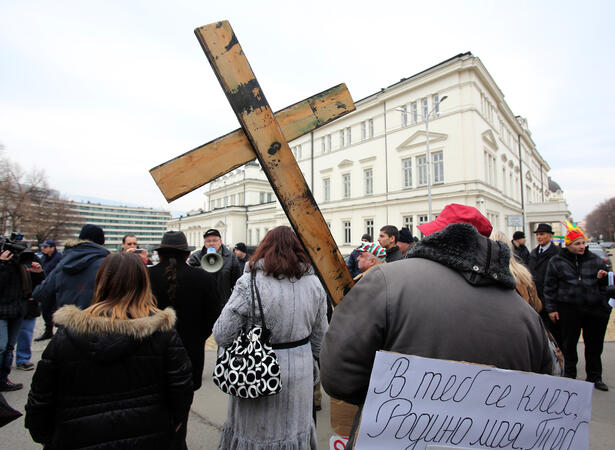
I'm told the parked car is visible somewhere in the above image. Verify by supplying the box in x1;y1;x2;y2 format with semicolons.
600;241;615;249
587;243;613;271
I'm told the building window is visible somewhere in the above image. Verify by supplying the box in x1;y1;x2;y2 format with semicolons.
401;105;408;127
248;229;252;245
365;218;374;238
484;151;496;186
364;168;373;195
402;158;412;188
343;221;351;244
361;121;366;140
343;173;351;199
346;127;351;146
326;134;332;152
230;194;236;205
411;102;418;124
417;155;428;186
323;178;330;202
339;130;345;149
403;215;413;235
502;168;507;195
256;228;260;243
422;98;428;120
509;173;513;198
267;192;273;202
418;215;429;238
321;137;326;154
238;192;244;205
433;152;444;183
292;144;302;160
259;192;265;203
224;196;228;207
433;94;440;117
368;119;374;138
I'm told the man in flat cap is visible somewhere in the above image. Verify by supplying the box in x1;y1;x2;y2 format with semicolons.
188;229;241;311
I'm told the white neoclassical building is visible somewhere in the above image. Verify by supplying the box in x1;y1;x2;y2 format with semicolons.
168;52;570;253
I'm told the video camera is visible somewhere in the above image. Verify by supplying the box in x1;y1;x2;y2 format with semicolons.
0;232;36;264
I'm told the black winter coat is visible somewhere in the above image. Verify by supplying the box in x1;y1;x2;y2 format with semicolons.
512;242;530;266
384;245;402;263
149;259;221;390
40;250;63;275
25;306;193;450
346;248;362;278
187;244;241;307
0;259;45;320
528;243;560;302
543;248;609;313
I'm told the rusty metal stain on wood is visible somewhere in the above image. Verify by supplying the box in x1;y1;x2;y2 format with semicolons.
150;83;354;202
194;20;353;304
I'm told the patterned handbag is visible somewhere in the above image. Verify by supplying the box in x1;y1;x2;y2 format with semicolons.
212;270;282;398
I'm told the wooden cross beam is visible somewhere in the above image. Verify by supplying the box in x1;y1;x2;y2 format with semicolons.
150;83;354;202
150;20;355;304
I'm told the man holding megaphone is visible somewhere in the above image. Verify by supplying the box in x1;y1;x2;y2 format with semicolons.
188;229;242;311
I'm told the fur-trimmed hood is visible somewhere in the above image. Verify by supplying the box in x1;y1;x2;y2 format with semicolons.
409;223;516;289
53;305;176;362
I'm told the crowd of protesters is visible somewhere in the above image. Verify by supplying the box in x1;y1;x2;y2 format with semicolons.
0;204;612;448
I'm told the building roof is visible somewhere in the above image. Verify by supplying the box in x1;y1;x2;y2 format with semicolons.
548;177;562;193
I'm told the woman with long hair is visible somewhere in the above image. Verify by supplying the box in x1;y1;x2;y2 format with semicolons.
149;231;220;389
25;252;194;449
213;226;328;449
492;231;564;376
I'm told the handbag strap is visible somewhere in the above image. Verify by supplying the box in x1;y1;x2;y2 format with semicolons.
250;270;270;340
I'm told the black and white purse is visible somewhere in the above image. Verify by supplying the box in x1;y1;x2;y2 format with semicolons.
212;270;282;399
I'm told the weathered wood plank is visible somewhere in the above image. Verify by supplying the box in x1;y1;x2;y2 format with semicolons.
195;21;354;304
150;84;354;202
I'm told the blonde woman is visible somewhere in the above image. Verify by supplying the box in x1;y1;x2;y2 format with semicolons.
25;252;193;449
492;231;564;376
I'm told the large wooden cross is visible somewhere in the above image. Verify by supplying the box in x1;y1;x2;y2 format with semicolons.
150;20;354;304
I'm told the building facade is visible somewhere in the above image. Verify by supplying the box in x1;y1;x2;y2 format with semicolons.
66;201;172;251
168;52;570;253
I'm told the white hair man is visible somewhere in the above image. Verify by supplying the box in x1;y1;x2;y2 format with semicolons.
354;242;386;281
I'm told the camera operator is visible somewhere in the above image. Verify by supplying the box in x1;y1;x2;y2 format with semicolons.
0;247;45;391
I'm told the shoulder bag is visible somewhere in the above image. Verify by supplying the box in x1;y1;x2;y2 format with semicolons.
212;270;282;398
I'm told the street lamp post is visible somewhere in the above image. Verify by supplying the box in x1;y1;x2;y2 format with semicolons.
397;95;447;221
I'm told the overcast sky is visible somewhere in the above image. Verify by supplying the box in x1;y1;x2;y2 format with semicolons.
1;0;613;220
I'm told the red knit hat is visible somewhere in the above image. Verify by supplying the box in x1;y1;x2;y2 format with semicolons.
417;203;493;237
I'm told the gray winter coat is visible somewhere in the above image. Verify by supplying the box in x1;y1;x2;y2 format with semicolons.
321;223;553;408
213;261;328;449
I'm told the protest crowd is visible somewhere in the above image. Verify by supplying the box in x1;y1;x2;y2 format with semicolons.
0;203;612;449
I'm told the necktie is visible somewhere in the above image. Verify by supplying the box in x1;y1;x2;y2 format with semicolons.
539;248;543;254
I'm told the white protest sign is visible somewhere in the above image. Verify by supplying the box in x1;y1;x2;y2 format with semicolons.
330;435;349;449
355;352;593;450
